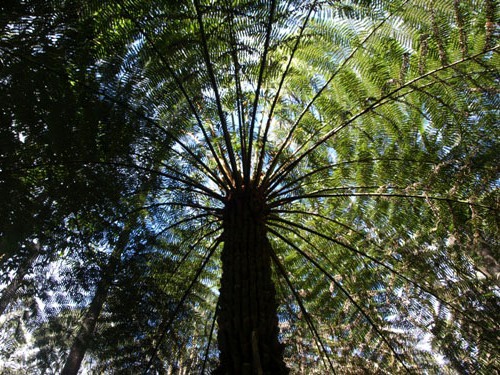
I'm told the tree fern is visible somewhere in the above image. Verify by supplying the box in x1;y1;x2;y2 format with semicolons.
1;0;498;373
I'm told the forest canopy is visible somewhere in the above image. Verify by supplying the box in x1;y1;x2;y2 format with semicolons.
0;0;499;373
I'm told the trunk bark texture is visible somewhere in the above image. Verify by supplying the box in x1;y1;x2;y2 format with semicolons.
215;188;288;374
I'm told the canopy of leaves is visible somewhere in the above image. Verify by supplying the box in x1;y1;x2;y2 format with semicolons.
1;0;498;373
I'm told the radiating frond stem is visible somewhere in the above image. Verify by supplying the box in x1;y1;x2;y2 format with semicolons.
245;0;277;185
137;201;222;216
272;185;430;204
87;159;222;200
286;178;422;196
270;250;336;374
270;219;440;339
118;206;213;233
270;191;496;211
271;208;372;239
225;4;247;171
267;216;484;328
267;228;412;373
255;0;319;182
145;236;222;373
151;185;218;202
200;299;219;375
95;159;222;200
158;164;223;200
262;0;410;189
193;0;241;186
266;45;499;189
0;45;229;192
117;0;235;190
159;227;222;297
268;158;436;199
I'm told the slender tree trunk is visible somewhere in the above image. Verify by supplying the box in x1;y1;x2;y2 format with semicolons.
0;245;38;316
215;187;288;374
61;270;112;375
61;231;128;375
0;275;22;316
62;171;158;374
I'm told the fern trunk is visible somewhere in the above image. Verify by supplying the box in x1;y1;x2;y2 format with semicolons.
215;187;288;374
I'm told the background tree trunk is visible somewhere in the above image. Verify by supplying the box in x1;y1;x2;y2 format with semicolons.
61;231;129;375
61;273;111;375
0;245;38;316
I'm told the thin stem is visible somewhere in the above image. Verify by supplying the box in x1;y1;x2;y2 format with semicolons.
266;45;499;191
255;0;319;182
270;249;336;374
193;0;241;186
268;227;412;373
200;299;219;375
137;201;222;216
93;159;224;201
270;191;495;211
145;236;222;373
262;1;410;189
268;158;436;199
246;0;277;185
118;0;235;190
271;208;366;237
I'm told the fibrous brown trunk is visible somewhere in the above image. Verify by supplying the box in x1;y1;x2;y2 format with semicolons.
215;187;288;374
